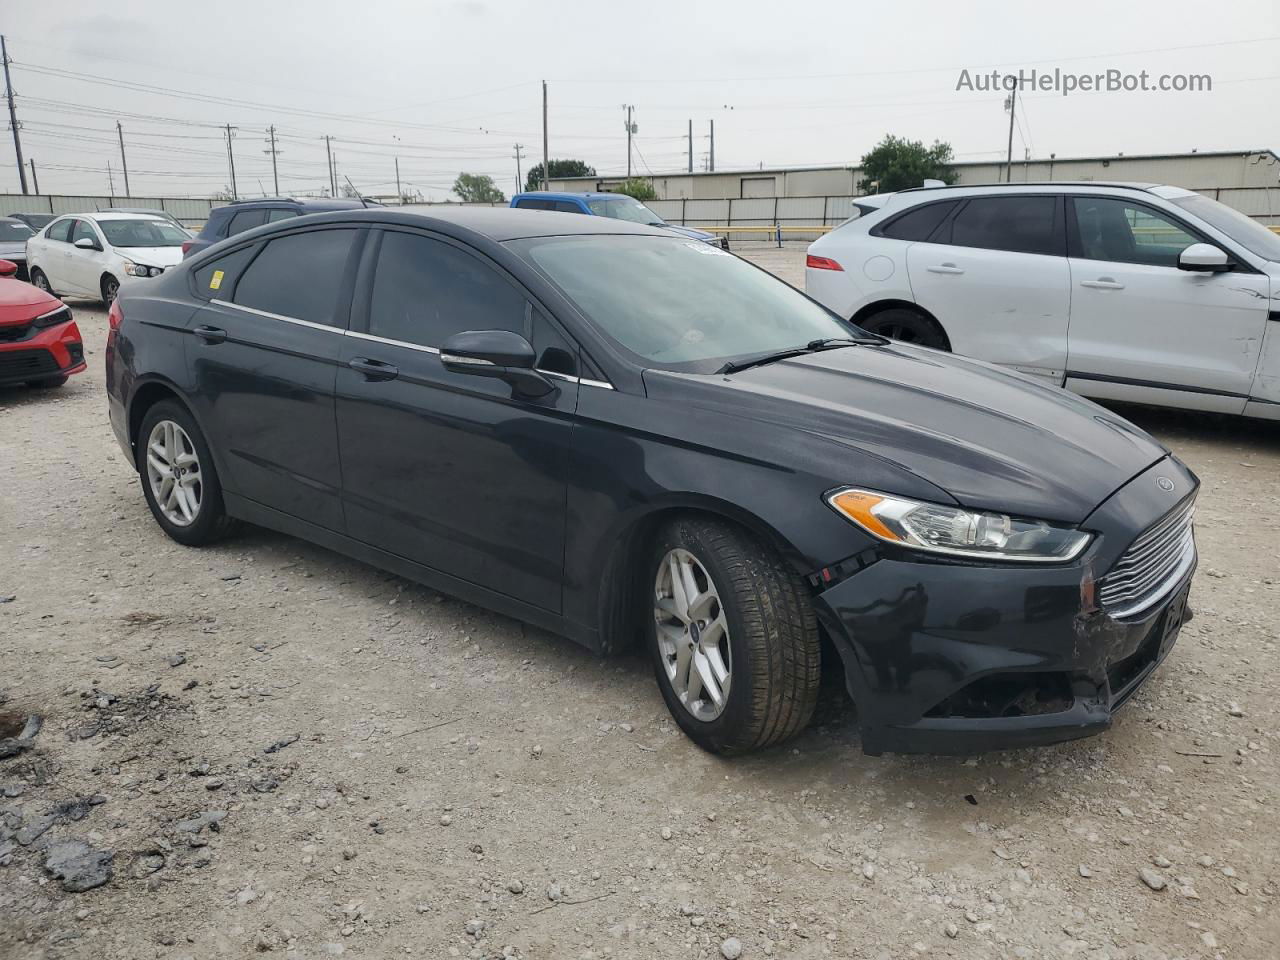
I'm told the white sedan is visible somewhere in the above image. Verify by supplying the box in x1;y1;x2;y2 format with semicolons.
806;182;1280;421
27;212;189;305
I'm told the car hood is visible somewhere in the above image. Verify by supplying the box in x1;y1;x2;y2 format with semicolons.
116;246;185;268
662;344;1168;524
659;224;718;242
0;277;60;314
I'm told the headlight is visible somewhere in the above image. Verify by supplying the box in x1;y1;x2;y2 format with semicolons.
33;305;73;328
826;487;1091;562
123;261;160;277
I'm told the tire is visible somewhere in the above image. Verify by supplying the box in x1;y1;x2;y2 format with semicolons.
137;400;239;546
859;306;949;350
30;268;54;296
26;375;68;389
101;274;120;306
647;516;820;754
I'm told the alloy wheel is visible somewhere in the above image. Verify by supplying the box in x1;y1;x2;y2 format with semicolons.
32;271;50;293
654;548;732;721
145;420;202;526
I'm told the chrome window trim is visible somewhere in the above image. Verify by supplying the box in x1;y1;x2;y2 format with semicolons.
345;329;439;355
211;299;340;333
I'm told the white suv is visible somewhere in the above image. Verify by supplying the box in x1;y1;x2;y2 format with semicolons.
806;183;1280;420
27;212;189;305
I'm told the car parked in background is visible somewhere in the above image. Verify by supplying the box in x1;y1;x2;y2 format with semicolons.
9;212;55;232
107;207;1197;756
0;217;35;281
0;257;84;389
26;213;189;305
182;197;373;258
805;182;1280;421
511;191;729;249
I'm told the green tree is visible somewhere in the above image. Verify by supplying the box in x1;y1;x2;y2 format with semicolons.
524;158;596;193
615;178;657;201
857;135;958;194
452;172;505;203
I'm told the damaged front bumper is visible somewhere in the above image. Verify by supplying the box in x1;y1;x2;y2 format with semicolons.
812;457;1198;755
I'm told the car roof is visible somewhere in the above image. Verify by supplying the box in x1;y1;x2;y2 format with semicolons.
83;212;171;222
250;206;675;243
514;192;631;202
219;197;368;210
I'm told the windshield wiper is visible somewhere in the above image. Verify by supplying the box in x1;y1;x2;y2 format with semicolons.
717;336;887;375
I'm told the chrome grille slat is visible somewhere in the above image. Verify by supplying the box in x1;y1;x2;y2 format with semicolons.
1100;497;1196;619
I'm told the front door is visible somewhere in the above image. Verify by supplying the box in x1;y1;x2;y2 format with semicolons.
185;226;362;531
1064;196;1269;414
67;219;109;296
906;194;1071;384
336;228;579;611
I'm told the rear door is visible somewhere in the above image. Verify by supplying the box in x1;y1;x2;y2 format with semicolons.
905;194;1070;384
1064;195;1268;413
32;217;74;291
335;227;580;611
185;226;363;530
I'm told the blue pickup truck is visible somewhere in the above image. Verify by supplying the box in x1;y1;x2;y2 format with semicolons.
510;191;728;250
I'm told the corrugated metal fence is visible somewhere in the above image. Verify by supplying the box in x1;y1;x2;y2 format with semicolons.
0;193;224;226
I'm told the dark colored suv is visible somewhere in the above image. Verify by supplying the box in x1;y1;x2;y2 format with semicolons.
182;198;372;258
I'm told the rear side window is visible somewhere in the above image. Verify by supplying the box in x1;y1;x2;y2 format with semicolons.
516;198;554;211
46;218;73;243
226;209;267;237
233;228;357;325
877;201;958;241
945;196;1060;256
368;231;526;347
194;244;259;300
552;201;583;214
266;209;298;223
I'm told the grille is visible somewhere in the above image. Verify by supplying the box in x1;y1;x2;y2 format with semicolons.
0;348;58;378
1099;497;1195;619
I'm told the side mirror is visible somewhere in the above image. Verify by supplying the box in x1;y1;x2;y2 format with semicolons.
0;259;16;278
440;329;554;397
1178;243;1231;273
74;237;100;251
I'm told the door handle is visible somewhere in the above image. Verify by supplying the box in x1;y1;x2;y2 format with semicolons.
1080;278;1125;290
193;324;227;344
926;263;965;275
348;356;399;382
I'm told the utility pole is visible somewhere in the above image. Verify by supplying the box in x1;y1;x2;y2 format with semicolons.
1;35;28;194
107;160;116;196
263;125;280;195
512;143;524;194
1003;85;1017;183
394;156;401;201
709;119;715;173
324;135;336;197
224;123;238;200
623;104;634;178
688;119;693;173
541;80;549;191
27;158;37;193
116;121;131;197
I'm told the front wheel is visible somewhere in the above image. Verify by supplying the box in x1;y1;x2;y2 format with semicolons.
648;516;821;754
30;268;54;296
101;274;120;306
137;400;238;546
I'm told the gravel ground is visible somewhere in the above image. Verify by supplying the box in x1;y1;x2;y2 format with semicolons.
2;246;1278;959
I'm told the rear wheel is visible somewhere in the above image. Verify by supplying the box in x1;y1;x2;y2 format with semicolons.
137;400;238;546
30;268;54;296
648;516;820;754
859;306;949;350
100;274;120;306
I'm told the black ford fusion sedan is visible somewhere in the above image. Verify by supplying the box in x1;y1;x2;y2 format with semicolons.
105;208;1198;756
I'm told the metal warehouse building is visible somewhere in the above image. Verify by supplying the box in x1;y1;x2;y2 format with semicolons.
549;149;1280;228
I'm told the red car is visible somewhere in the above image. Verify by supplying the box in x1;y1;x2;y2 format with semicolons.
0;258;85;389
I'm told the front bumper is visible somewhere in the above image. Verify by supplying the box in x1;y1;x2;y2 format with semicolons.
0;319;86;385
813;457;1198;755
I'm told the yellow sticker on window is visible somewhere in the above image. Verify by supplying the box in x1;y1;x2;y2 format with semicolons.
209;270;224;290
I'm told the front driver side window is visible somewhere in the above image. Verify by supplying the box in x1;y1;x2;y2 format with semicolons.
71;220;99;247
1071;198;1199;268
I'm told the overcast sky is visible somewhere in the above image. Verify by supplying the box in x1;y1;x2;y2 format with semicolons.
3;0;1277;200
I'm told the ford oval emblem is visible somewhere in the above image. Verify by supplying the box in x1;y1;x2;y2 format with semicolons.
1155;477;1175;492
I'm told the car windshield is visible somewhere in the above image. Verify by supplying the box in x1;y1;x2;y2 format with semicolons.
97;219;188;248
0;220;33;240
515;235;856;373
586;196;665;225
1170;194;1280;262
